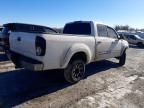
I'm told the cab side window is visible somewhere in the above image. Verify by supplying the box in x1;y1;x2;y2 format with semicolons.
130;35;136;40
107;27;118;39
97;24;108;37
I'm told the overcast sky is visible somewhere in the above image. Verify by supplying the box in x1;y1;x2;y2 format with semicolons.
0;0;144;28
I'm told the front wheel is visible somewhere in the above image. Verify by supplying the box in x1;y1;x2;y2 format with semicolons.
119;51;126;66
64;60;85;84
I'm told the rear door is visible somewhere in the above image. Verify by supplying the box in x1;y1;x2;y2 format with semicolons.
107;26;122;57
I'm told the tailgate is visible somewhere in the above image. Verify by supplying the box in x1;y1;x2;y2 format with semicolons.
9;32;37;59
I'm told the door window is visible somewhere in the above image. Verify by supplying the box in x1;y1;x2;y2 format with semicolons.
97;24;108;37
107;27;118;39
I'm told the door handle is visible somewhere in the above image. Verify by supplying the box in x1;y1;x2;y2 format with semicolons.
97;41;102;44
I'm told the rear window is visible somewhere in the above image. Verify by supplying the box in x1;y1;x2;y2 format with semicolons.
97;24;108;37
63;22;91;35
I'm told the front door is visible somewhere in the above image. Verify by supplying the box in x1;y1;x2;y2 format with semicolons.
96;24;122;60
107;26;122;57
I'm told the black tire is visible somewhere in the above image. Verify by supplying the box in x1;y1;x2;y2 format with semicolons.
64;60;85;83
119;51;126;66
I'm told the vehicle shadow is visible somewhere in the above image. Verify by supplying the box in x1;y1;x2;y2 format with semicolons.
0;60;119;108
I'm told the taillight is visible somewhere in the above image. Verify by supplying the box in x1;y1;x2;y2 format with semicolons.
35;36;46;56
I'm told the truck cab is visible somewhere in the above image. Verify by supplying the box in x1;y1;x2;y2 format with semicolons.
63;21;127;60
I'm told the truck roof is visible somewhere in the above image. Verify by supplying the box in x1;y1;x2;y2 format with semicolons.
65;21;111;27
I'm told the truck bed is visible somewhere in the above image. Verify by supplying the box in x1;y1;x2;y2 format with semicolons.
9;32;95;70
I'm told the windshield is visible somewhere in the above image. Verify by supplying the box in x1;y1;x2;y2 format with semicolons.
135;35;144;40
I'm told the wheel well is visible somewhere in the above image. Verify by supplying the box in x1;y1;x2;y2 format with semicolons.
70;52;87;63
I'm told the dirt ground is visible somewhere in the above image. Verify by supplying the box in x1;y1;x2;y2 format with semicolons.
0;45;144;108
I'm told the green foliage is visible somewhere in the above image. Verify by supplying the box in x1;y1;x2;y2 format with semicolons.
115;25;130;31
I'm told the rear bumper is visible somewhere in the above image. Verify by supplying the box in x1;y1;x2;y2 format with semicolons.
20;60;44;71
9;51;44;71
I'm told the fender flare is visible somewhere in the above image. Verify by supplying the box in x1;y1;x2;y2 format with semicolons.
60;44;92;68
121;46;129;56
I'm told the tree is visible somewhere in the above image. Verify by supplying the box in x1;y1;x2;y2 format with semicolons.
114;25;129;31
115;25;121;31
122;25;129;31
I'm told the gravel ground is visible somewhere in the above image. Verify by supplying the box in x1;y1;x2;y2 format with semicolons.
0;45;144;108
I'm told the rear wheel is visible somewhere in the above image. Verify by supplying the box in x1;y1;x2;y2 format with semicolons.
119;51;126;66
64;60;85;83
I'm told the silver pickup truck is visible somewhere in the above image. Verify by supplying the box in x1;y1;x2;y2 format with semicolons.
2;21;129;83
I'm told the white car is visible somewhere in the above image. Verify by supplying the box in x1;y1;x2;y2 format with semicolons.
4;21;129;83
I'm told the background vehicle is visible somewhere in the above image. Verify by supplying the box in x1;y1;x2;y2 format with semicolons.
0;27;2;31
6;21;129;83
119;33;144;47
0;23;57;51
0;26;4;51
